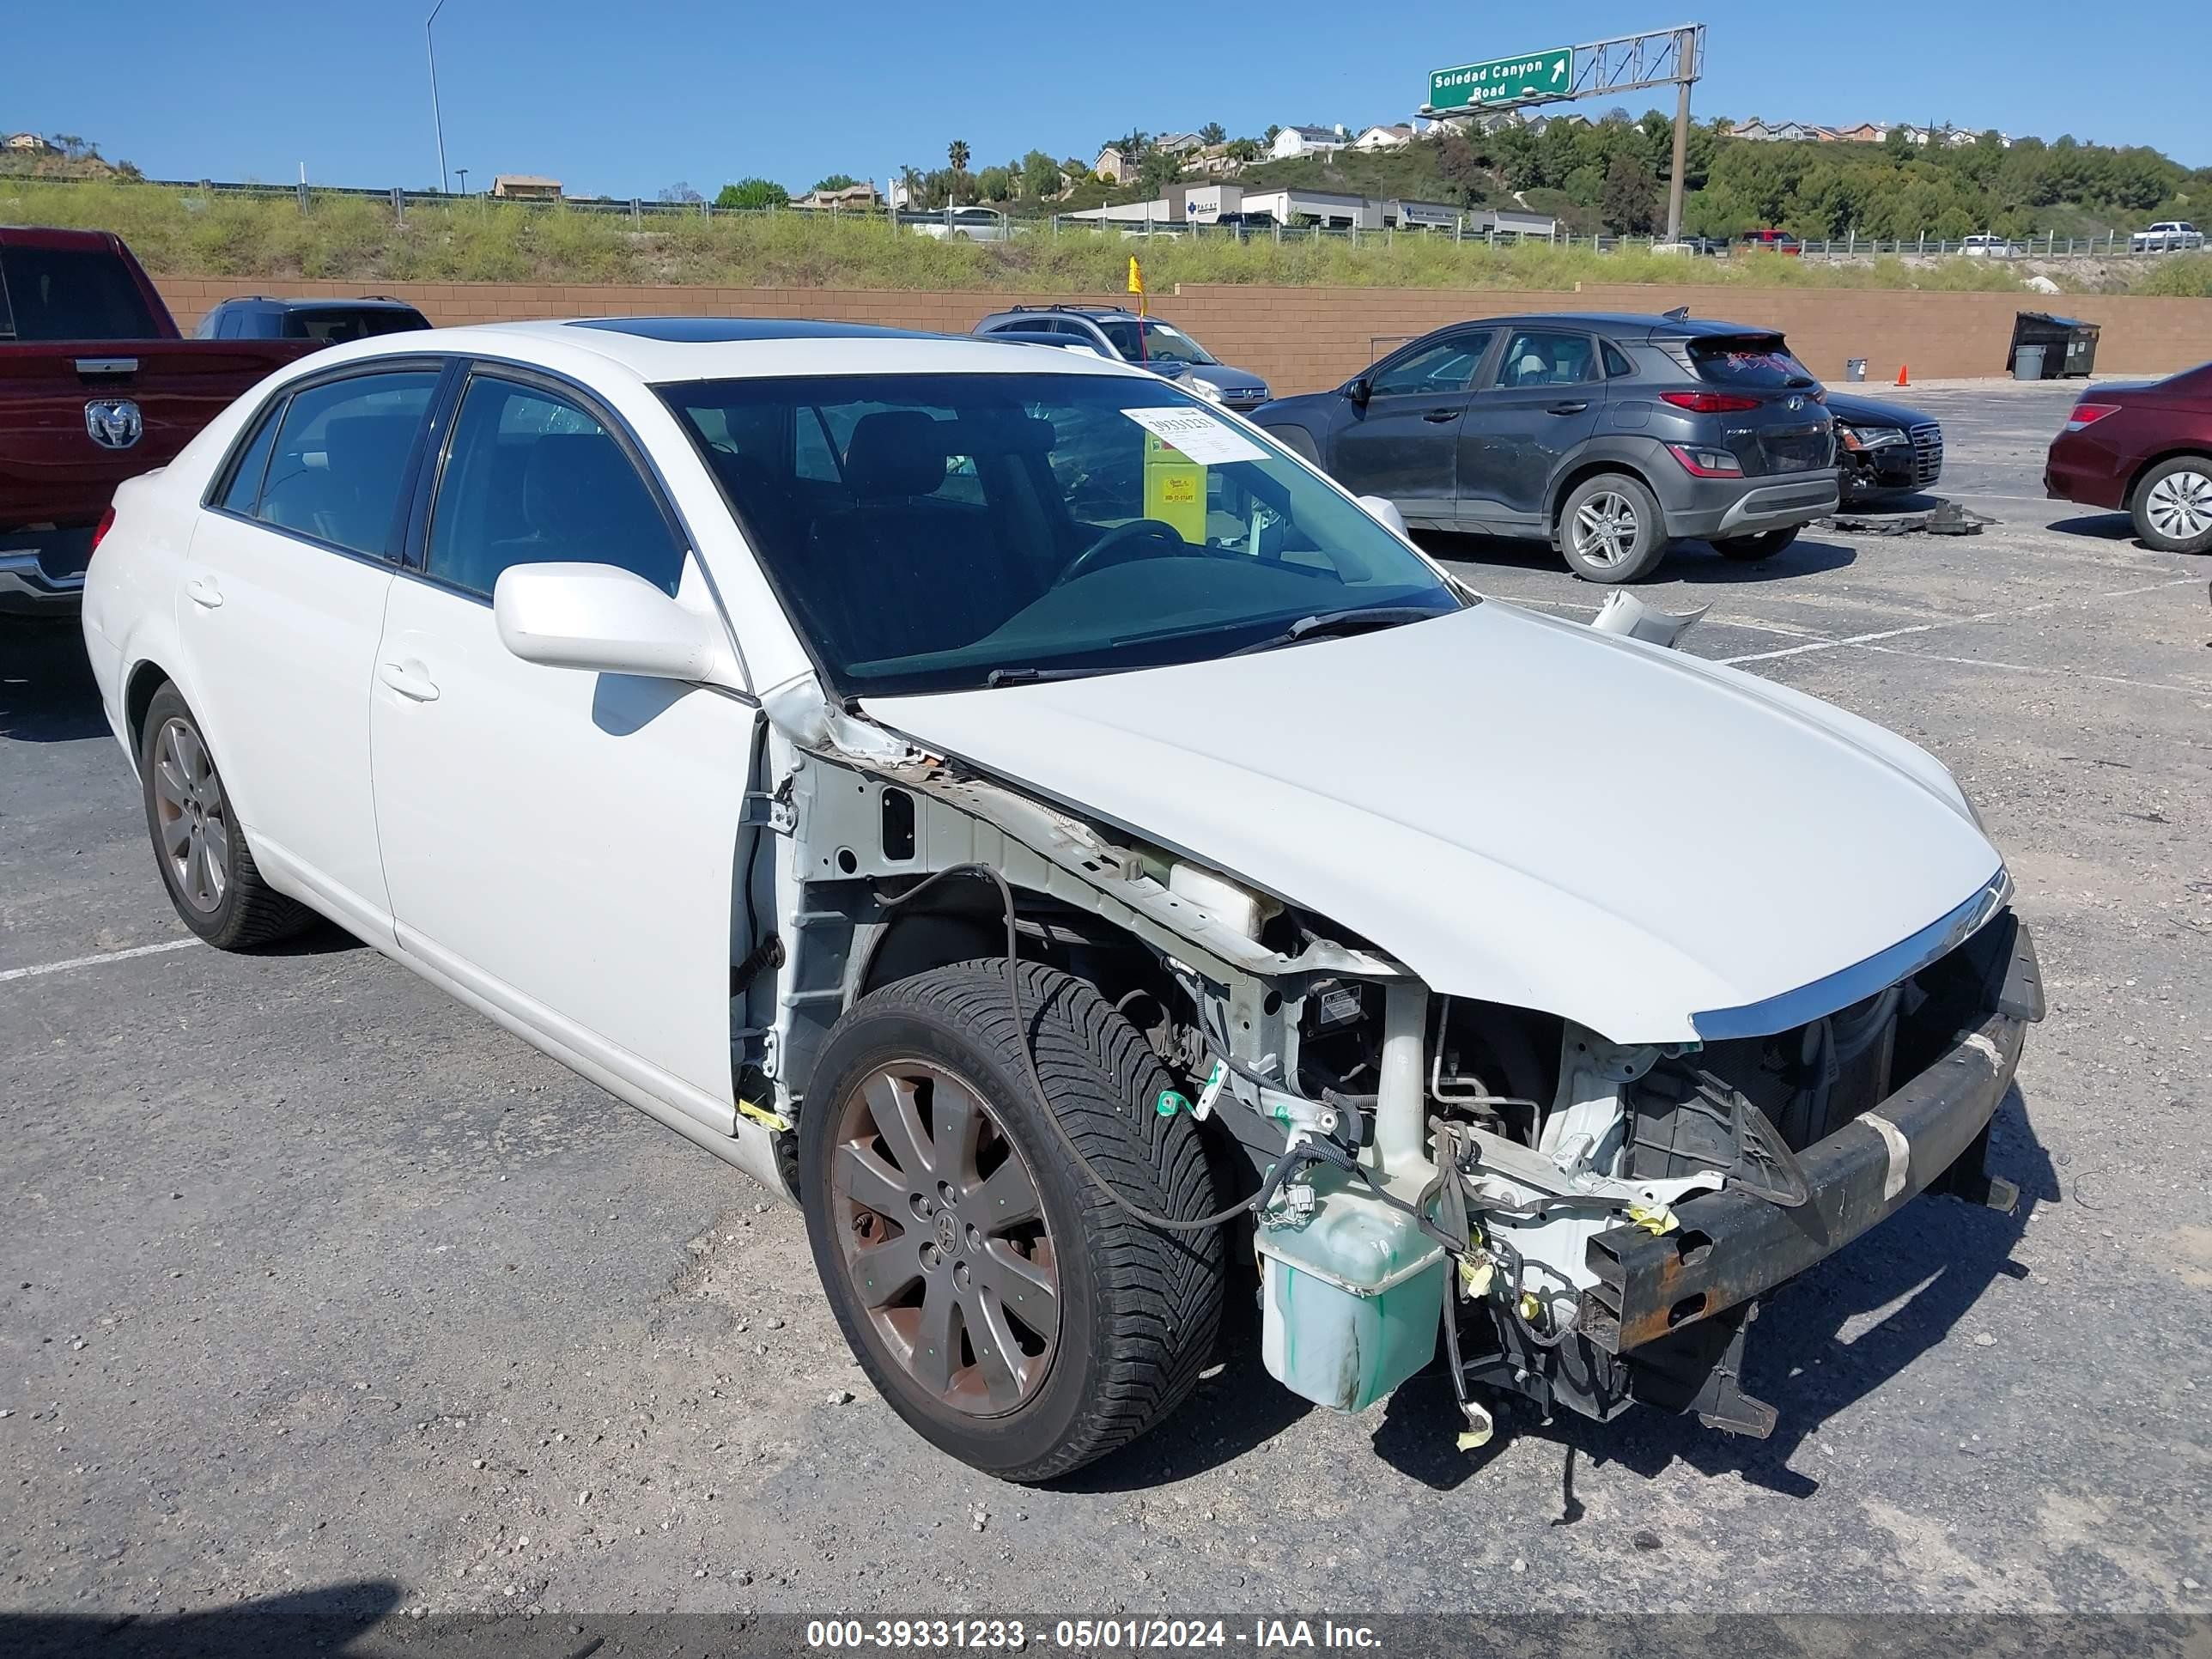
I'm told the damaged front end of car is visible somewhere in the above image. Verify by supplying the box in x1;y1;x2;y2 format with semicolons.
750;660;2041;1450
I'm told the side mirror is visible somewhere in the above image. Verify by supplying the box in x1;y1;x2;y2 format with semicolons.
1345;377;1371;406
494;562;738;685
1357;495;1410;539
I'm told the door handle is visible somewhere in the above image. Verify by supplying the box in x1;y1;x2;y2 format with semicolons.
378;661;441;702
1422;408;1460;422
1546;401;1590;415
184;576;223;610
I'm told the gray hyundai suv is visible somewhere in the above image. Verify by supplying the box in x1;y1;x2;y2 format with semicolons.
972;305;1270;412
1250;312;1838;582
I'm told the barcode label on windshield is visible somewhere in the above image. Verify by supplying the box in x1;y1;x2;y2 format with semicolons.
1121;407;1267;466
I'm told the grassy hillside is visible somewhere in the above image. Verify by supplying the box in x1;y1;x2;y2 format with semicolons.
8;177;2208;296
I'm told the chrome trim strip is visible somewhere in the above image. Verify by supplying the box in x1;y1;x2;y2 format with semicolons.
75;356;139;376
1691;867;2010;1041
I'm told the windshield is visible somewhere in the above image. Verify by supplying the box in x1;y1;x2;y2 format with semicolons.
662;373;1462;696
286;307;428;343
1096;319;1218;367
1687;335;1816;389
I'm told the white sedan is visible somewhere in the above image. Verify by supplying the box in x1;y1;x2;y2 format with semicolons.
83;319;2039;1480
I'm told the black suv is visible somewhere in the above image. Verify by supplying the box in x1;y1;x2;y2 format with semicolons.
195;295;430;345
1251;312;1839;582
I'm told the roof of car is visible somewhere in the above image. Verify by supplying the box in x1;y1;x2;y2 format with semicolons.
286;317;1158;388
1455;311;1779;340
211;295;426;313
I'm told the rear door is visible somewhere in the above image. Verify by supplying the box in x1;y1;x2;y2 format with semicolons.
178;362;446;943
1455;326;1605;528
1327;328;1495;526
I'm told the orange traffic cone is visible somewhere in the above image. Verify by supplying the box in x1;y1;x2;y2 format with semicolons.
1895;363;1911;386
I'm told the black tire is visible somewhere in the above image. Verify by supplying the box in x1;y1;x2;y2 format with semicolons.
137;684;313;951
2130;456;2212;554
1558;471;1668;583
799;960;1225;1482
1712;526;1802;562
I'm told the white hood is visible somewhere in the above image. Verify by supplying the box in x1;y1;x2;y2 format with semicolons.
860;602;2003;1043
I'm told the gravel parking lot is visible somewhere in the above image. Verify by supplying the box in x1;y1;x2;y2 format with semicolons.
3;377;2207;1639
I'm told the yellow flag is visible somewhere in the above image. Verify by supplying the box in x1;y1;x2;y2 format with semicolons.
1127;255;1145;313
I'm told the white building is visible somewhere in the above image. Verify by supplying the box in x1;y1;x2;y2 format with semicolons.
1352;124;1414;153
1269;125;1348;161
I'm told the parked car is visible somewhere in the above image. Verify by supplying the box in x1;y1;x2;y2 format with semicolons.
1737;228;1802;255
2043;362;2212;552
0;228;314;617
908;206;1012;242
1250;312;1839;582
2130;222;2204;253
1960;234;2026;258
972;305;1269;410
195;295;431;344
84;317;2036;1480
1825;392;1944;501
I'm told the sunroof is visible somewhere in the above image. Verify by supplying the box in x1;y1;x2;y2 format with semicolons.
567;317;932;343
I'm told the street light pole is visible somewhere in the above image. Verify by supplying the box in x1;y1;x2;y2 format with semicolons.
456;167;468;196
426;0;450;195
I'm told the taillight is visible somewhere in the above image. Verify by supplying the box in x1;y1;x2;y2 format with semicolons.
1660;390;1763;414
2063;403;2119;433
91;504;117;553
1666;442;1745;477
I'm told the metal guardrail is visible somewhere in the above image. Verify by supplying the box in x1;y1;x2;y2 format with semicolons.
7;173;2198;258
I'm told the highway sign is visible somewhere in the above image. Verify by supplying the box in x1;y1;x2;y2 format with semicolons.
1426;47;1574;112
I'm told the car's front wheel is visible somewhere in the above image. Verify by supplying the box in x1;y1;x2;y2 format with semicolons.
2131;457;2212;554
1559;472;1667;583
137;684;312;950
799;961;1225;1482
1712;526;1802;561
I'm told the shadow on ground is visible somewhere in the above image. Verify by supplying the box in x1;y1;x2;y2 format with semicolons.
0;618;106;743
1418;530;1858;586
1;1583;402;1659
1367;1085;2053;1504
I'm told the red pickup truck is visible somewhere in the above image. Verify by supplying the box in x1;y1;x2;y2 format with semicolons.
1;228;314;616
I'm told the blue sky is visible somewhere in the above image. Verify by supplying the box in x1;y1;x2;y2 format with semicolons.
9;0;2208;196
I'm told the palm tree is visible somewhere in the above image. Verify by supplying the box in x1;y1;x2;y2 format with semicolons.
946;139;972;204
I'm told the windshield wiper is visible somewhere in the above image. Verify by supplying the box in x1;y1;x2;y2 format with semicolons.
983;665;1111;687
1228;605;1447;658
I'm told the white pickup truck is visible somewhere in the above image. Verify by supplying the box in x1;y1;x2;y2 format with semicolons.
2131;221;2204;252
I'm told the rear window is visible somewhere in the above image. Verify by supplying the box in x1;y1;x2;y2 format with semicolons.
1686;336;1815;390
283;307;430;344
0;245;162;341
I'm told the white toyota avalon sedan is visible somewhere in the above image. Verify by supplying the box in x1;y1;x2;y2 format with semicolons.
82;319;2040;1480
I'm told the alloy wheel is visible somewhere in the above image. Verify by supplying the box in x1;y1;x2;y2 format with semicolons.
2144;469;2212;541
829;1060;1060;1416
1572;490;1642;568
151;718;229;912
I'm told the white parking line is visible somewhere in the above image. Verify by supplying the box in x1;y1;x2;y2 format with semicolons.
1717;575;2201;666
0;937;199;984
1860;642;2209;695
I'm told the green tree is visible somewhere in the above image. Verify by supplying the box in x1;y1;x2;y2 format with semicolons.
977;165;1013;203
812;173;860;191
1199;121;1226;145
1225;137;1261;162
1262;124;1282;145
1022;149;1063;198
1138;148;1183;194
714;178;787;210
1600;150;1660;233
946;139;972;204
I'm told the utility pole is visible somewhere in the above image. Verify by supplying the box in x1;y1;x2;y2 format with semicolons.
456;167;468;196
427;0;451;195
1664;26;1693;243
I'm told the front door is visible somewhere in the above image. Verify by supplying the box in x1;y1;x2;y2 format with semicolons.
176;364;444;942
1455;327;1606;530
1327;329;1496;526
368;366;758;1128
